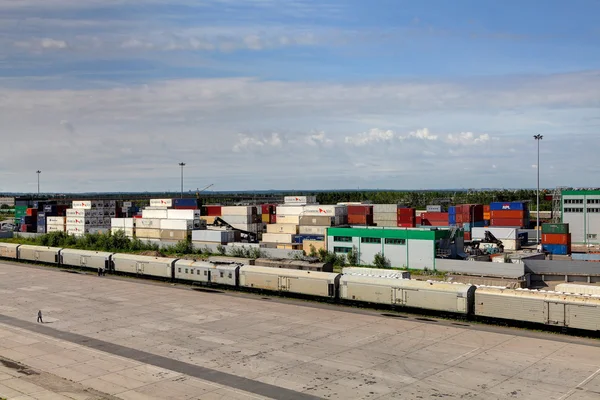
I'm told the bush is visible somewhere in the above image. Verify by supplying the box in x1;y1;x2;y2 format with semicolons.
346;246;359;266
373;252;391;269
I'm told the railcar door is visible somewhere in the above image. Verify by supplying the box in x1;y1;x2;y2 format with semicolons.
278;276;290;292
80;255;88;267
547;302;566;326
136;262;145;275
34;250;40;261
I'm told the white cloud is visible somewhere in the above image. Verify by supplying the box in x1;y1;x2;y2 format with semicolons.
405;128;438;141
41;38;68;49
13;37;68;50
232;132;283;152
305;131;333;147
345;128;395;146
445;132;491;145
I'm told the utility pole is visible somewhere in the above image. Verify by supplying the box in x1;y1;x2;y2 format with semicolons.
36;170;41;196
534;135;543;244
178;162;185;198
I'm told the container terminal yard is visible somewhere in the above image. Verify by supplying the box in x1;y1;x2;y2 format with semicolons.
3;191;600;398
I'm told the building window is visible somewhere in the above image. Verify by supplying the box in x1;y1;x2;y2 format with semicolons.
220;272;224;278
178;268;182;273
204;271;207;276
587;199;600;204
385;238;406;245
185;269;188;274
334;246;352;253
197;270;200;275
333;236;353;242
228;273;232;278
565;208;583;213
361;237;381;244
588;234;597;239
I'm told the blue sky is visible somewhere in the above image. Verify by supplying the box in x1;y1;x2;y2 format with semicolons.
1;0;599;193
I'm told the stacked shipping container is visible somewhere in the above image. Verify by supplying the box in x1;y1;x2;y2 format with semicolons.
347;205;373;226
541;223;571;255
489;202;529;228
220;206;262;234
420;212;449;227
66;200;116;236
397;207;416;228
373;204;398;227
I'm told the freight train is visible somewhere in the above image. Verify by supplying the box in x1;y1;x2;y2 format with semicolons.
1;243;600;332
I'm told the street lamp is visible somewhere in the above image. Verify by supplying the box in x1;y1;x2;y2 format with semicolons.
178;162;185;198
534;134;543;244
36;170;41;196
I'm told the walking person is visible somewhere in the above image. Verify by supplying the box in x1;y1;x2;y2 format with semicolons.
37;310;43;323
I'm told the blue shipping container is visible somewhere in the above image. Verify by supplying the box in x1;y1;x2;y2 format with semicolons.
472;221;485;228
293;234;325;243
37;225;46;234
518;232;528;245
449;214;456;224
44;205;57;213
448;206;456;215
490;202;527;211
543;244;569;255
173;198;198;207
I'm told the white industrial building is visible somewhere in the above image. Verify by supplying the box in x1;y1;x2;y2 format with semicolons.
562;189;600;245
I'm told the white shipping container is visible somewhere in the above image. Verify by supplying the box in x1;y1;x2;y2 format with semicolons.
284;196;317;205
302;205;347;216
220;206;256;216
262;233;296;244
122;201;133;207
229;223;262;233
167;209;201;220
66;209;93;217
137;218;161;229
72;200;92;209
221;215;255;224
111;218;125;228
142;209;169;219
298;225;328;235
46;216;66;224
160;219;193;230
191;230;232;243
88;227;109;235
266;224;298;234
150;199;173;207
47;225;66;232
66;217;89;226
275;205;305;216
426;205;442;212
275;215;301;224
472;227;518;240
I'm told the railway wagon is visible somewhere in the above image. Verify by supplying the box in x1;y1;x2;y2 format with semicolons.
17;245;62;264
112;253;178;279
340;275;475;314
475;287;600;330
239;265;340;298
60;249;113;271
0;243;20;259
554;283;600;296
174;260;239;286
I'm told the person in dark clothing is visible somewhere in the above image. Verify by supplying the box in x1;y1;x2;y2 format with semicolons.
37;310;43;323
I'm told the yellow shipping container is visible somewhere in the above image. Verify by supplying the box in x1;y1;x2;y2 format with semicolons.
483;212;491;220
261;214;271;223
277;243;303;250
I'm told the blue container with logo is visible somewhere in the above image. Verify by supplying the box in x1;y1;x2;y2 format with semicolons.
293;235;325;243
174;198;198;207
490;202;527;211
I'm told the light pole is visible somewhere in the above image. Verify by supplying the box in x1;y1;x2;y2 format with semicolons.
36;170;41;196
178;162;185;198
534;134;543;244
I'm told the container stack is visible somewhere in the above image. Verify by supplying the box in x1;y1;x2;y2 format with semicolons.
490;202;529;228
132;198;203;241
420;212;449;227
449;206;456;226
397;207;416;228
66;200;116;236
219;206;261;234
110;218;136;238
46;216;66;233
172;198;198;210
36;202;67;234
263;201;306;247
483;205;491;226
191;229;235;245
542;223;571;255
297;205;347;244
20;207;37;232
373;204;399;227
261;204;276;224
347;205;373;226
14;201;30;227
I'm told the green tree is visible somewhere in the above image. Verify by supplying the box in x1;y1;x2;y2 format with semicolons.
373;252;391;269
346;246;359;266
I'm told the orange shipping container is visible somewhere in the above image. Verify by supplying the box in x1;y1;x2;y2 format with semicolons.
542;233;570;245
490;210;526;219
483;212;491;220
483;205;490;212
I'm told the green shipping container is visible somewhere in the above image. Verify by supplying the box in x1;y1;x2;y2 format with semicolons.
542;223;569;234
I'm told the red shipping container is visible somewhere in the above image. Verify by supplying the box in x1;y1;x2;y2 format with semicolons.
348;214;373;225
347;205;373;215
205;205;222;216
415;215;423;225
397;207;415;215
464;232;471;241
421;219;431;226
270;214;277;224
490;218;525;227
430;220;448;226
26;208;38;217
483;205;490;212
423;212;448;221
398;222;415;228
542;233;570;245
133;215;142;219
261;204;275;214
174;206;198;210
490;210;526;219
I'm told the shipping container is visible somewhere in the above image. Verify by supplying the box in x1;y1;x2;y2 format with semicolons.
135;228;161;239
149;199;173;208
173;198;197;208
66;209;93;217
347;214;373;225
542;233;571;245
137;218;161;229
160;229;189;241
422;212;449;222
542;244;570;255
490;210;527;219
397;222;416;228
426;205;442;212
221;206;256;216
490;202;528;211
301;205;347;217
159;219;194;230
204;205;222;216
261;233;297;244
293;234;325;244
275;215;301;224
373;212;398;222
299;215;334;226
542;223;569;234
373;204;398;213
46;225;65;233
490;218;525;227
220;215;258;225
191;230;234;244
283;196;316;205
483;212;491;220
266;224;298;234
298;225;328;235
303;239;326;254
347;205;373;215
142;209;169;219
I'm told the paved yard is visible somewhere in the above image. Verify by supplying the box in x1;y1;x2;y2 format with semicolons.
1;261;600;399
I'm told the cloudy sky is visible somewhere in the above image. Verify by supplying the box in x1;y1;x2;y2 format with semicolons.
1;0;599;193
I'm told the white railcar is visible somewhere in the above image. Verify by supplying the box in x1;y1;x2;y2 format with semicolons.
475;287;600;330
112;254;178;279
0;243;20;259
239;265;340;298
340;276;474;314
60;249;113;271
17;245;62;264
174;260;239;286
